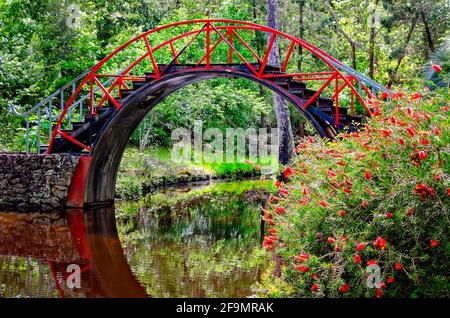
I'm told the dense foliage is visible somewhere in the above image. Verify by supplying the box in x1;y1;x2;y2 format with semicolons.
257;87;450;297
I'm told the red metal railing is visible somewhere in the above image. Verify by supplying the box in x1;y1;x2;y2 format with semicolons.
48;19;386;153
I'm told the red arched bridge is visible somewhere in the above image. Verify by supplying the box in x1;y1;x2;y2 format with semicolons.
11;19;387;206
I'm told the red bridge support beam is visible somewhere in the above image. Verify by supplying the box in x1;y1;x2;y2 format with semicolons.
66;156;92;208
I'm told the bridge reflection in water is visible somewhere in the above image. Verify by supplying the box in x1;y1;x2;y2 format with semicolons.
0;207;147;298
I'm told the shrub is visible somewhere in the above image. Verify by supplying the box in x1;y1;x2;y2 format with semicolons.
257;88;450;298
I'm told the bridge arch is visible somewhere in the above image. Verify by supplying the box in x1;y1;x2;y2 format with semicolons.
84;68;330;205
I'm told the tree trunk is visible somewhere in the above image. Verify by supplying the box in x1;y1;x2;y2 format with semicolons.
350;42;356;70
253;0;266;128
267;0;294;165
298;0;305;72
139;115;154;151
387;15;418;88
420;8;435;52
298;121;305;138
369;1;379;79
296;0;306;140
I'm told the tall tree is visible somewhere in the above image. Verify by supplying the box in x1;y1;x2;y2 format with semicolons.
369;0;380;79
266;0;294;165
297;0;306;73
387;13;419;88
325;0;357;69
253;0;267;128
297;0;306;138
419;6;435;52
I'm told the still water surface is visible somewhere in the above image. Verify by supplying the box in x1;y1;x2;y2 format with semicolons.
0;180;270;298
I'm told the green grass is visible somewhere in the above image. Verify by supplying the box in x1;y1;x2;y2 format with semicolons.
115;146;279;199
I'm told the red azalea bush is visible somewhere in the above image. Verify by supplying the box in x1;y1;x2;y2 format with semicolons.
257;88;450;298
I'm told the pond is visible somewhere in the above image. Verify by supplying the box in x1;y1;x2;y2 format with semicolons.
0;180;272;298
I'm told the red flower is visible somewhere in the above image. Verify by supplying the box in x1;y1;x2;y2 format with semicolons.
415;183;425;192
264;235;277;243
262;212;274;226
356;243;365;252
311;273;318;280
328;237;336;244
415;183;435;201
302;187;310;195
389;116;397;125
337;160;345;166
294;253;310;263
269;195;282;202
269;228;277;235
367;259;377;266
339;209;346;217
274;180;282;188
406;106;413;116
343;187;352;194
284;166;297;178
387;276;395;284
406;207;415;217
327;169;338;177
262;235;277;251
406;126;417;138
319;200;329;208
392;91;406;100
275;206;286;214
364;171;372;180
279;188;289;196
362;200;369;208
386;212;394;219
411;92;422;100
354;254;361;264
447;188;450;197
308;136;314;144
374;237;387;250
375;288;383;298
296;265;310;273
398;137;406;146
434;174;441;181
431;239;440;248
311;283;319;292
339;283;350;293
418;151;427;160
432;64;442;73
380;129;392;137
298;197;310;205
394;262;402;271
380;92;390;99
419;138;430;145
345;178;353;188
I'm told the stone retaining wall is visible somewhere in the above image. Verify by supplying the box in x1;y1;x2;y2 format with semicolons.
0;153;80;212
